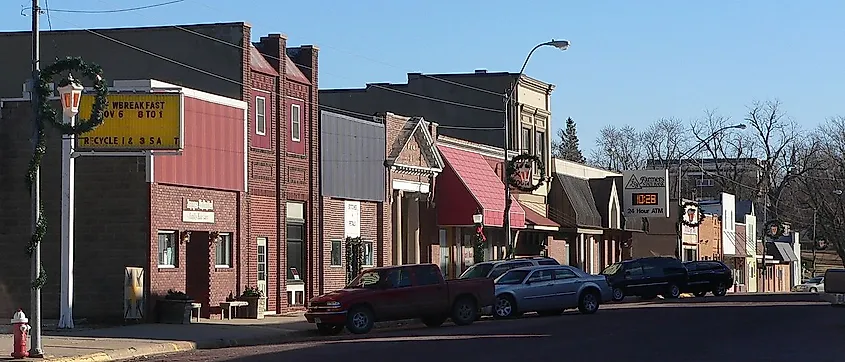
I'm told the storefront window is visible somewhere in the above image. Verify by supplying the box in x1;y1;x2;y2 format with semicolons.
286;223;305;282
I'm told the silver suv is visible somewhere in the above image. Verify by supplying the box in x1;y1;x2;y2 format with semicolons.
459;257;560;280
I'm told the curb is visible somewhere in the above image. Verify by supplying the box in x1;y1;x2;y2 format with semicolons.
42;331;304;362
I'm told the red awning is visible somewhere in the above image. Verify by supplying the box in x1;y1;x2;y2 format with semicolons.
436;144;525;228
521;203;560;231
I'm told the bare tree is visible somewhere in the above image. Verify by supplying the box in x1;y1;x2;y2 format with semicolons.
642;117;689;169
687;109;758;200
791;117;845;267
589;125;644;172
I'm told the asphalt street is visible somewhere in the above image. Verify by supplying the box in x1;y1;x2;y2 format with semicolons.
129;295;845;362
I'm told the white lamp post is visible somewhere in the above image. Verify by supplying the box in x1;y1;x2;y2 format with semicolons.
57;75;82;329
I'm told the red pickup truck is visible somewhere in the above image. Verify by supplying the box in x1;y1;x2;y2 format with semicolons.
304;263;495;335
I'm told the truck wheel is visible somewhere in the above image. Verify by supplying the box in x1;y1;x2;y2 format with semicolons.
421;316;447;327
712;283;727;296
451;297;477;326
345;306;374;334
578;290;600;314
316;323;344;336
663;283;681;299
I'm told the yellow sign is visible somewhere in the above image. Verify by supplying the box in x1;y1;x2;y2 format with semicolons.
76;93;183;150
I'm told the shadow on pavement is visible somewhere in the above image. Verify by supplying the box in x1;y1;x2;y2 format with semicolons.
181;303;845;362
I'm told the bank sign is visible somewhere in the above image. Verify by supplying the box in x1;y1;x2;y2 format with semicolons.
622;169;669;218
76;93;184;151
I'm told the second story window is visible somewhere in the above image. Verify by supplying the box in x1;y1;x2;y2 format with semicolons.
255;96;266;136
535;130;546;161
291;104;301;142
521;127;532;154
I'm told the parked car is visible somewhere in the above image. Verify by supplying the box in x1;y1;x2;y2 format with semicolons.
304;263;495;335
601;257;689;301
682;260;733;297
459;257;560;280
491;265;611;319
792;276;825;293
823;269;845;307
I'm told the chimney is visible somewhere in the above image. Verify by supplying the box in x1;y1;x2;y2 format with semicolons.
474;69;487;74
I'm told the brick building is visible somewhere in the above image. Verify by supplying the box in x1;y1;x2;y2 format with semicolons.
319;111;442;291
0;22;321;319
0;80;248;320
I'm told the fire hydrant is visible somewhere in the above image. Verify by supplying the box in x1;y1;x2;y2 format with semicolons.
10;309;30;359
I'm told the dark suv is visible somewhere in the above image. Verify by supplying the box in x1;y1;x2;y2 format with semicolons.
601;257;689;301
682;260;733;297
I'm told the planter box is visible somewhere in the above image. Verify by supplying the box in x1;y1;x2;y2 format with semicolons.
239;296;267;319
156;299;194;324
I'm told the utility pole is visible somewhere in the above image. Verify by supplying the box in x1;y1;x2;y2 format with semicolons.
502;94;512;258
760;179;768;293
812;208;817;278
29;0;44;357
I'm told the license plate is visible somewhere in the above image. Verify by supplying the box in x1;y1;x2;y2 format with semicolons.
314;317;322;323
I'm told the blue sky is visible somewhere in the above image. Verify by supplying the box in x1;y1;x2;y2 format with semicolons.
3;1;843;154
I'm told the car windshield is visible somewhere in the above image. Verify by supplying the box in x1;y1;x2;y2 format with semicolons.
601;263;622;275
345;270;383;289
806;277;823;284
495;270;530;285
460;264;494;279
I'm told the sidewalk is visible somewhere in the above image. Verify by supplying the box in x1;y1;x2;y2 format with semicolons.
0;315;315;362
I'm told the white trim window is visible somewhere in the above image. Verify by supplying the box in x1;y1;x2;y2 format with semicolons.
215;233;233;268
255;96;266;136
363;240;374;267
157;231;177;268
291;104;301;142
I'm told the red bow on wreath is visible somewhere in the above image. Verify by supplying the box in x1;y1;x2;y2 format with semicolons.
475;225;487;242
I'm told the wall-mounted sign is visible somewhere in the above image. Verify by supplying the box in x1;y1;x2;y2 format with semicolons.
344;200;361;238
76;93;184;151
182;198;215;223
622;169;669;218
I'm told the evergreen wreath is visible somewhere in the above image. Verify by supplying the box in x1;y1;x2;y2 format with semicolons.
764;220;785;239
679;201;703;228
506;153;546;192
25;57;109;289
473;230;486;264
345;236;366;284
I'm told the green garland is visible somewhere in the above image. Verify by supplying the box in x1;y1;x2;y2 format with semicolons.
679;201;703;228
506;153;546;192
473;232;486;264
26;57;109;289
345;236;366;284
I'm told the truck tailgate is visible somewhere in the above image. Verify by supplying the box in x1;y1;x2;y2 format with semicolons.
445;277;495;308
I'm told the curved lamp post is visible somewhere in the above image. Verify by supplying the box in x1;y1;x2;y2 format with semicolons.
503;40;569;259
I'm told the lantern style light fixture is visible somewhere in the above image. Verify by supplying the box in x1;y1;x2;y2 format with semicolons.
57;74;84;119
472;212;483;225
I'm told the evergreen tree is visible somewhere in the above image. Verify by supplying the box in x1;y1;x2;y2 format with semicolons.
552;117;586;163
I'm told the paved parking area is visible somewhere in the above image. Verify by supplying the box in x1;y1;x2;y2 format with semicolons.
127;294;845;362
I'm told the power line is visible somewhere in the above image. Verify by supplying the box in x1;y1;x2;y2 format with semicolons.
39;0;186;14
169;25;503;114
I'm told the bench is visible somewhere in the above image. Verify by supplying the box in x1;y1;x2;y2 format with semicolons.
190;303;202;322
219;301;248;320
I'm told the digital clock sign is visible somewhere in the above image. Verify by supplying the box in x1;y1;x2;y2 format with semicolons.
632;192;659;206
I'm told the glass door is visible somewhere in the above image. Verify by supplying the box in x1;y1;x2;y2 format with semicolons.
257;237;268;298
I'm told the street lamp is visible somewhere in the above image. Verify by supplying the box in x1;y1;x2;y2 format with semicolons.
674;123;746;260
502;39;569;259
57;75;83;330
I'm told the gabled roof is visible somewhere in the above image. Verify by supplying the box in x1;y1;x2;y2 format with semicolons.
249;45;278;76
554;173;602;228
385;116;444;171
284;49;311;84
589;177;614;226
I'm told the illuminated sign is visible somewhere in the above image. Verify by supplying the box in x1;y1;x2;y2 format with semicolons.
76;93;184;151
632;193;659;206
622;169;669;218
